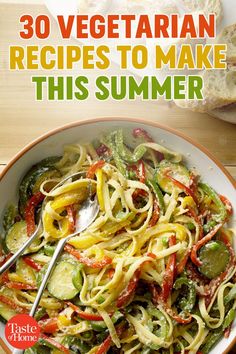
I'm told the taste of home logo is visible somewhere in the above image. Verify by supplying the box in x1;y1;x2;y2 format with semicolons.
5;314;40;350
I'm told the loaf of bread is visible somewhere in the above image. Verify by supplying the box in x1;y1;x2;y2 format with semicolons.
209;103;236;124
175;67;236;112
182;0;223;24
215;24;236;63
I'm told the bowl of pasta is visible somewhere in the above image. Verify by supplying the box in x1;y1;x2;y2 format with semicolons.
0;118;235;354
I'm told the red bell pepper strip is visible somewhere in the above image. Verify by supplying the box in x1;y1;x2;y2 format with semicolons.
6;282;37;290
224;325;232;338
149;283;192;324
95;323;125;354
161;235;176;302
133;128;154;142
164;305;192;324
107;268;115;279
149;199;160;227
189;173;198;196
66;205;76;233
64;244;112;269
147;252;157;259
131;161;148;200
116;269;141;308
86;160;105;179
96;144;109;157
25;192;45;236
219;195;233;216
1;271;9;284
176;249;191;275
96;334;112;354
0;253;12;267
186;262;209;297
165;172;198;205
130;160;146;183
40;334;69;354
138;160;146;183
38;318;59;334
66;302;104;321
23;256;42;271
0;295;27;313
132;188;147;200
149;283;160;305
190;223;222;267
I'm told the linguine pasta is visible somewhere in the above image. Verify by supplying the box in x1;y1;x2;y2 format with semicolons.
0;128;235;354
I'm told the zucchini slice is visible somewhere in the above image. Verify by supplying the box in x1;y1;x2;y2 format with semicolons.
5;221;40;254
2;204;18;232
0;303;16;322
0;289;17;321
19;156;61;215
48;260;79;300
156;160;190;194
198;241;230;279
16;258;36;285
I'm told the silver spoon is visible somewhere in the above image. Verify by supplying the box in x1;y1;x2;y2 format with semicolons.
0;172;88;275
13;179;99;354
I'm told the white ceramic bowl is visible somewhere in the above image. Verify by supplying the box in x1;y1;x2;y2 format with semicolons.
0;118;235;353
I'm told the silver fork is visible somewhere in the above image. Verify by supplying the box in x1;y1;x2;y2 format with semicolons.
13;178;99;354
0;172;87;275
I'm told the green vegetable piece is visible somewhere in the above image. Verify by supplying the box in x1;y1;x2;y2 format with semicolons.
198;241;230;279
0;301;17;322
156;160;190;194
223;309;235;331
3;204;18;232
35;307;46;321
162;237;168;247
48;260;79;300
5;221;40;254
16;258;36;284
201;327;224;354
72;264;84;291
141;347;152;354
200;183;227;233
91;320;107;332
32;169;60;195
91;311;123;332
103;133;127;176
187;222;195;231
38;338;59;351
207;241;221;251
225;284;236;305
18;156;61;215
44;244;56;257
148;179;165;215
115;129;147;163
147;306;168;340
97;296;105;304
174;277;196;312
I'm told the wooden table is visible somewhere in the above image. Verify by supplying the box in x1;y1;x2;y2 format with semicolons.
0;3;236;180
0;3;236;354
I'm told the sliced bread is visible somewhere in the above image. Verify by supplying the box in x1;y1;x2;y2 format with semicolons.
181;0;223;25
215;24;236;64
209;103;236;124
174;67;236;112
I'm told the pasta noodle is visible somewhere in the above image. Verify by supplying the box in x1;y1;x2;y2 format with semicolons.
0;128;235;354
